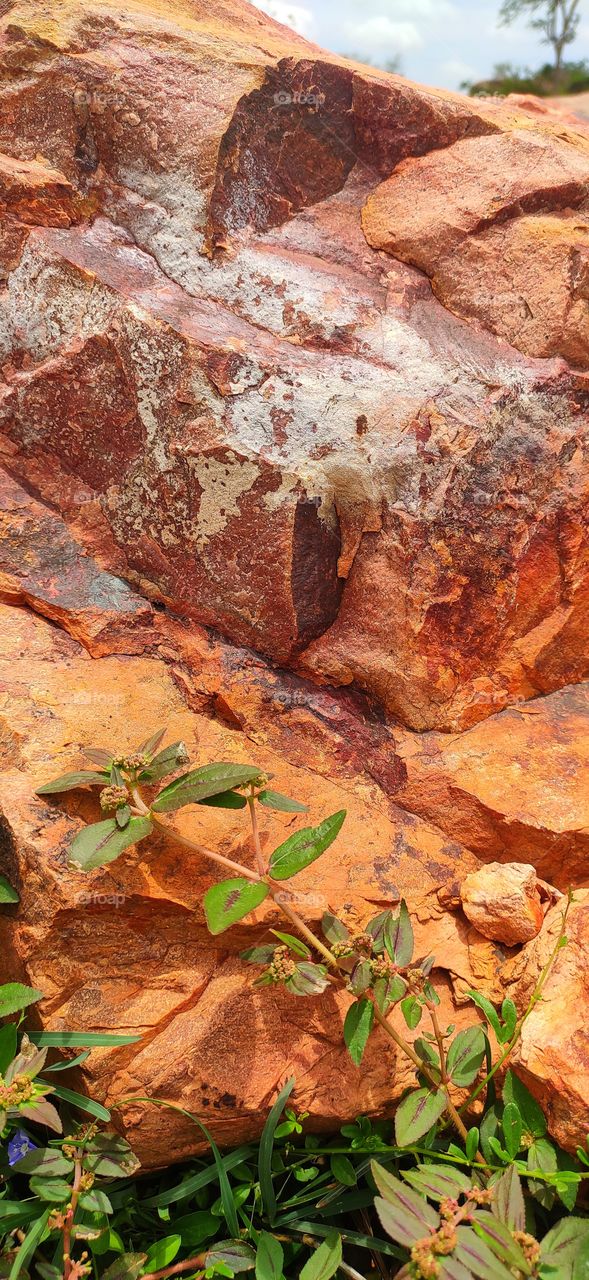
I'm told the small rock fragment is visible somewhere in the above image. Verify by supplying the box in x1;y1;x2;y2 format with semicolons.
460;862;544;945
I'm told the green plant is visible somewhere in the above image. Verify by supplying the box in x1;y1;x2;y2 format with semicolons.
0;984;141;1280
33;732;581;1278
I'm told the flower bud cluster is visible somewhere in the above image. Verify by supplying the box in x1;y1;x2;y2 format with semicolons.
0;1072;35;1108
269;945;297;983
99;785;129;811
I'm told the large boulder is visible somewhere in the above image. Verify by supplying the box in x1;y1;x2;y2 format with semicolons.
0;471;588;1164
0;0;587;730
0;0;588;1166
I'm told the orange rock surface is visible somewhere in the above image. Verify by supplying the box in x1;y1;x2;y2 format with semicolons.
0;0;587;730
0;0;588;1164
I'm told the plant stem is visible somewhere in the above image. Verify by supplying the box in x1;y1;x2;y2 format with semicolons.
247;791;266;877
62;1156;82;1280
147;1258;206;1280
150;815;261;882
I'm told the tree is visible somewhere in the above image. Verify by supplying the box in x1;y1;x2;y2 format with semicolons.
499;0;581;73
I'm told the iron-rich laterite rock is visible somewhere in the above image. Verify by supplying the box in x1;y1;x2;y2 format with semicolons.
0;0;587;729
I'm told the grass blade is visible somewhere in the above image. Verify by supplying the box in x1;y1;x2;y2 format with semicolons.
51;1084;111;1120
29;1032;141;1047
258;1077;296;1225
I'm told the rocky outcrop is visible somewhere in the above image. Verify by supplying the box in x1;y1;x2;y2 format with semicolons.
0;0;587;730
0;469;588;1165
0;0;588;1165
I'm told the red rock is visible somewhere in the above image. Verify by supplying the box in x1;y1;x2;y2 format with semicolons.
396;685;589;885
460;862;546;945
510;891;589;1154
0;0;586;728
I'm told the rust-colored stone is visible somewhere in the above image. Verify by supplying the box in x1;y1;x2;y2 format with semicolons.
0;0;586;728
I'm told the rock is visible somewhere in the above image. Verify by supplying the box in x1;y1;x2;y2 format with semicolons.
396;685;589;885
0;0;588;1166
0;0;587;729
510;891;589;1154
460;862;546;945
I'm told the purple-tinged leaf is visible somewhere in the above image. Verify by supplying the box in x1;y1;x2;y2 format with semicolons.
371;1163;439;1248
204;878;269;935
385;900;413;966
322;912;349;944
286;962;329;996
455;1226;514;1279
366;910;393;955
403;1163;471;1201
348;960;372;996
258;789;308;813
84;747;113;768
394;1087;446;1147
152;762;261;813
471;1212;531;1272
343;998;374;1065
446;1025;486;1086
205;1240;256;1273
70;816;153;870
36;771;108;795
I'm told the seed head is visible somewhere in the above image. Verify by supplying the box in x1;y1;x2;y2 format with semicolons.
269;945;297;982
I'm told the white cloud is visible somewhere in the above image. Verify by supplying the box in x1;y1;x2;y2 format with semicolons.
342;14;424;52
251;0;316;36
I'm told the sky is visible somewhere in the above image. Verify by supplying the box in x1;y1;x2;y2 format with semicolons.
253;0;589;90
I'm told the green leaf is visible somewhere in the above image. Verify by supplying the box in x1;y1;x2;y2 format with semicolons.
0;1021;17;1072
205;1241;256;1274
0;874;19;904
204;878;269;935
99;1255;147;1280
255;1233;284;1280
541;1218;589;1271
400;995;422;1030
36;771;108;795
330;1155;357;1187
198;790;248;809
142;1145;255;1209
258;790;308;813
79;1188;113;1214
500;998;517;1042
69;816;153;870
468;990;502;1041
173;1211;217;1249
446;1026;486;1087
574;1237;589;1280
84;747;113;768
29;1176;73;1204
115;804;131;829
0;982;43;1016
528;1137;557;1207
82;1133;140;1178
348;960;372;996
270;930;310;958
385;900;413;966
143;1237;182;1273
269;811;346;881
299;1230;342;1280
258;1077;295;1224
152;763;261;812
502;1070;546;1138
29;1031;141;1047
14;1149;73;1176
137;726;168;757
394;1087;447;1146
466;1127;480;1163
371;1163;439;1248
8;1210;50;1280
321;913;349;944
51;1084;111;1121
343;998;374;1066
140;741;189;782
502;1101;523;1158
403;1163;471;1200
374;973;407;1014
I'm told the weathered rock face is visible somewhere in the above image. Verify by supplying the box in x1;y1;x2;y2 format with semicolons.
0;0;587;730
0;465;588;1165
1;0;588;1166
